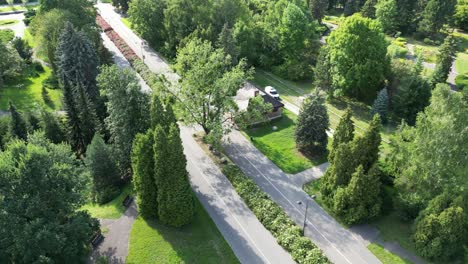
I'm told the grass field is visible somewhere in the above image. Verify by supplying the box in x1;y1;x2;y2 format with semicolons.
0;66;62;111
0;19;18;26
0;28;14;43
126;200;239;264
456;53;468;74
81;184;133;219
244;109;328;174
0;5;27;13
368;243;414;264
252;70;395;144
372;212;415;255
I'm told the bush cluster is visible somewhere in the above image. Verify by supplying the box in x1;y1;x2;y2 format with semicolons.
222;164;329;264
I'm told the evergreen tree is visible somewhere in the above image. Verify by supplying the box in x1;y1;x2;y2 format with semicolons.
295;92;329;155
352;114;382;171
75;82;100;149
344;0;359;16
85;134;120;204
40;110;66;144
371;88;389;124
333;165;382;224
156;123;194;227
216;24;240;65
431;35;456;85
131;130;158;219
375;0;399;33
314;46;332;94
418;0;457;35
26;112;41;133
62;80;85;153
329;108;354;161
361;0;378;18
309;0;328;24
8;101;27;141
150;93;169;129
98;65;150;172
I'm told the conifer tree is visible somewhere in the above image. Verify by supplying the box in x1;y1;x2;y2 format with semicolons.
62;81;85;153
371;88;389;124
329;108;354;161
418;0;457;35
132;130;158;219
40;110;66;144
309;0;328;24
361;0;378;18
150;94;166;129
431;35;456;85
8;101;28;141
295;92;329;155
85;134;120;204
216;24;240;65
333;165;382;224
352;114;382;171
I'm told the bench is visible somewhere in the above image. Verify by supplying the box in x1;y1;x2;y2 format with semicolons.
122;195;133;207
90;231;104;248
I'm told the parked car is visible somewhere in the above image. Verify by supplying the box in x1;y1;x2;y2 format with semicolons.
265;86;280;100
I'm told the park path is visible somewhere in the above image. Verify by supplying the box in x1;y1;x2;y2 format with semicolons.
0;12;25;37
89;201;138;264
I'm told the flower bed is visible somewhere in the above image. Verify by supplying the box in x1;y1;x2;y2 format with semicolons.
96;15;137;62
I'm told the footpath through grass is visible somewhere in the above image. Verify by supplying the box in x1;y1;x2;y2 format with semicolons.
81;185;133;219
126;200;239;264
368;243;414;264
245;109;328;174
0;66;62;111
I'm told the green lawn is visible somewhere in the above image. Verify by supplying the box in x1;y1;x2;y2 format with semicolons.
0;5;27;13
0;19;18;26
406;37;439;63
456;53;468;75
244;109;328;174
372;212;416;255
126;200;239;264
0;66;62;111
81;184;133;219
368;243;414;264
252;69;395;144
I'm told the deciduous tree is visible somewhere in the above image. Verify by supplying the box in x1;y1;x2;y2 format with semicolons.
418;0;457;35
375;0;399;33
309;0;328;24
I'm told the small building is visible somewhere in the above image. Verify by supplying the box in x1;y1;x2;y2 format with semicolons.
235;82;284;121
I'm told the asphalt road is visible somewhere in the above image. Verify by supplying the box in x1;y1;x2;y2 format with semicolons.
97;4;294;263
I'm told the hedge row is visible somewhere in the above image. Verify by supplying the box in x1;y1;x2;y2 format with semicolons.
222;163;330;264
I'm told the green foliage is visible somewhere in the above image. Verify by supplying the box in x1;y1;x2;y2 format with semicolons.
0;39;23;86
361;0;378;18
0;133;99;262
85;134;120;204
131;130;158;219
11;37;32;62
40;110;66;144
309;0;327;23
216;24;240;66
390;59;432;125
431;35;456;85
455;74;468;91
455;0;468;30
174;38;249;142
389;84;467;218
418;0;457;35
128;0;166;48
8;101;28;140
413;193;465;260
375;0;399;33
236;95;273;128
325;14;389;102
371;88;388;124
333;165;382;225
329;107;354;161
387;44;408;58
0;29;14;43
221;163;329;263
295;91;329;155
98;65;150;172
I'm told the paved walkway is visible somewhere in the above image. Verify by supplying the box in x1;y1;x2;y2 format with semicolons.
89;201;138;264
289;162;329;187
0;12;25;37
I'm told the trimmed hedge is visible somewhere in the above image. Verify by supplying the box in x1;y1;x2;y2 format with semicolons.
222;163;329;264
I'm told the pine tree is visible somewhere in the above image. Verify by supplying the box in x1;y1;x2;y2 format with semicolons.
333;164;382;224
371;88;389;124
75;82;100;149
361;0;378;18
352;114;382;171
329;108;354;161
8;101;28;141
131;130;158;219
309;0;328;24
295;92;329;155
216;24;240;65
85;134;120;204
431;35;456;85
27;112;41;132
62;80;85;153
40;110;66;144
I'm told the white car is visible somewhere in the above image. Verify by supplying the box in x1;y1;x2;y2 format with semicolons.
265;86;280;100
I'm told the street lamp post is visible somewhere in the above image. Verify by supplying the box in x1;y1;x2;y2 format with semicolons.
297;194;316;234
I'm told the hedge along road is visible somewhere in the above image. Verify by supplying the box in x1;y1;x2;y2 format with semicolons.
96;3;295;263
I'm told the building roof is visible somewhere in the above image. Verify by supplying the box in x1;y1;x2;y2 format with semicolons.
259;89;284;109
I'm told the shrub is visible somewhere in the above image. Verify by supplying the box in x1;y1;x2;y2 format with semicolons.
455;74;468;91
221;163;329;264
0;29;14;43
387;44;408;58
32;61;44;73
41;86;52;105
